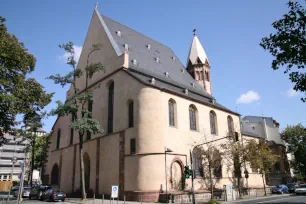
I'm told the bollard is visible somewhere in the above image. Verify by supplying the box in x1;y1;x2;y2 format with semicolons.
124;195;126;204
93;193;95;204
117;197;118;204
140;194;142;204
102;194;104;204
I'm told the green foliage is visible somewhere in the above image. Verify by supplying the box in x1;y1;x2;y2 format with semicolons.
0;16;52;143
281;124;306;179
48;41;104;199
33;135;47;169
260;1;306;102
207;199;220;204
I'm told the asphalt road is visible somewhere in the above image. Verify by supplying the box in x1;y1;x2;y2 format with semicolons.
226;194;306;204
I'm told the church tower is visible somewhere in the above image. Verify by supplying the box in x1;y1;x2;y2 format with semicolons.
186;29;212;95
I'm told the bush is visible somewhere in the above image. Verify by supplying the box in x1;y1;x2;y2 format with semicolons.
208;199;220;204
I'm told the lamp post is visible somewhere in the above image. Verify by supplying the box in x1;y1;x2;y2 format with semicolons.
6;141;17;203
164;147;173;204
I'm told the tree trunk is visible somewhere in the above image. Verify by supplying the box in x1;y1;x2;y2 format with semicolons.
237;176;241;198
209;163;214;199
262;173;267;196
30;138;36;187
79;134;86;200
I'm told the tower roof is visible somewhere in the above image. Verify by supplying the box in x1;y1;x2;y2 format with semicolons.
187;33;209;66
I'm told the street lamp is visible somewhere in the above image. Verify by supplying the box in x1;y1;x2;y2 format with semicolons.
164;147;173;204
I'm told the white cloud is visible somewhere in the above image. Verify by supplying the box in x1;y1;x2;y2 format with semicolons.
236;90;260;104
286;87;299;97
58;45;82;63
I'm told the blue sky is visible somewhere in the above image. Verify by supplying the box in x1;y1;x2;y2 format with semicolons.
1;0;305;132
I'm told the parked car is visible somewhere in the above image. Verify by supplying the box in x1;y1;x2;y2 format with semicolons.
22;187;32;198
29;185;51;200
271;184;289;194
295;184;306;195
287;183;299;193
40;189;66;202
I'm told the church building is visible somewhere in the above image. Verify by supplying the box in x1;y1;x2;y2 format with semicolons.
44;6;264;202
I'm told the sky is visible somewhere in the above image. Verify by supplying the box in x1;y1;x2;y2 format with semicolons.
1;0;305;132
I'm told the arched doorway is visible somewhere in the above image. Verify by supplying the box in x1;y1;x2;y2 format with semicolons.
171;160;183;191
51;164;59;186
83;153;90;192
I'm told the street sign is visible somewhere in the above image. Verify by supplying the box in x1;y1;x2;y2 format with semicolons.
19;162;24;167
111;185;119;198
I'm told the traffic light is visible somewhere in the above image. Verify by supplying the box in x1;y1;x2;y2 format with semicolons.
184;166;191;179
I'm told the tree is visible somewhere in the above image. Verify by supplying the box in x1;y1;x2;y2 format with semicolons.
281;123;306;179
48;42;104;199
260;1;306;102
0;16;52;144
246;140;279;196
221;134;250;198
192;133;222;199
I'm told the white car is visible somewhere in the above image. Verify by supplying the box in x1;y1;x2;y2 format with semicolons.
295;184;306;195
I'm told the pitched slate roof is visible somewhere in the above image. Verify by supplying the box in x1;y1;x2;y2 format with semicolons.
97;10;238;115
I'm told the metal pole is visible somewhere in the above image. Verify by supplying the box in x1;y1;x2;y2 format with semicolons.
6;141;17;203
93;193;95;204
116;197;118;204
102;194;104;204
140;194;142;204
124;195;126;204
190;150;195;204
164;151;168;204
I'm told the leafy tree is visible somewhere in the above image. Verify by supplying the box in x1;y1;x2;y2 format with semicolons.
246;140;279;196
281;123;306;179
48;42;104;199
0;16;52;144
260;1;306;102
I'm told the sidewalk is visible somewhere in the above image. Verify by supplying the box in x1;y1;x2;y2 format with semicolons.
66;198;158;204
220;194;290;204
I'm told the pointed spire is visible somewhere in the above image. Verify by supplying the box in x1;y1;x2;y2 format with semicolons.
186;30;209;66
95;1;98;10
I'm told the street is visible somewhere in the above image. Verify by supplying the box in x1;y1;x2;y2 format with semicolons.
226;194;306;204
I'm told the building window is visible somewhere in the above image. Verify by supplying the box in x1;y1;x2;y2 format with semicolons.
213;159;222;178
70;115;75;145
189;105;197;131
128;100;134;128
227;116;234;136
87;100;93;140
193;148;203;177
56;129;61;149
205;71;210;81
210;111;217;135
234;132;239;142
275;162;280;173
168;99;176;127
130;139;136;154
108;82;114;133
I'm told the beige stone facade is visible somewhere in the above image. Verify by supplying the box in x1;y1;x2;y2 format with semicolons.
43;8;265;201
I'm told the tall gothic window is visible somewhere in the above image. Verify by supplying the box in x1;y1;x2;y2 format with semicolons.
210;111;217;135
108;82;114;133
168;99;176;127
189;105;197;131
128;100;134;128
87;100;93;140
193;147;203;177
205;71;210;81
130;138;136;154
70;115;75;145
56;129;61;149
227;116;234;136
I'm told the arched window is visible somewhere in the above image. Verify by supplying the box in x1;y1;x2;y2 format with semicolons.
51;164;59;185
189;105;197;131
168;99;176;127
193;147;204;177
70;115;75;145
87;100;93;140
210;111;217;135
56;129;61;149
128;100;134;128
227;116;234;136
108;82;114;133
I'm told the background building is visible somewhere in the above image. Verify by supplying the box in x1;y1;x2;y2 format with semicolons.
242;116;291;185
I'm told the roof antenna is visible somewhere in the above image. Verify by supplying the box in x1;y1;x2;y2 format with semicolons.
193;29;196;36
95;1;98;9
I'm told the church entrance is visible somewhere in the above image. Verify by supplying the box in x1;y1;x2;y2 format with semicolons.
51;163;59;188
171;161;183;191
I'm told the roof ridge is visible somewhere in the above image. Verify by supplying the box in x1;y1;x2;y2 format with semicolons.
100;14;174;53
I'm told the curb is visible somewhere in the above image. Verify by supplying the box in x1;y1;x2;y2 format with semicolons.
220;194;290;203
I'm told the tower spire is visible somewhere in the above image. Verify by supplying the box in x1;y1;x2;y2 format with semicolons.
95;1;98;9
186;31;212;95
